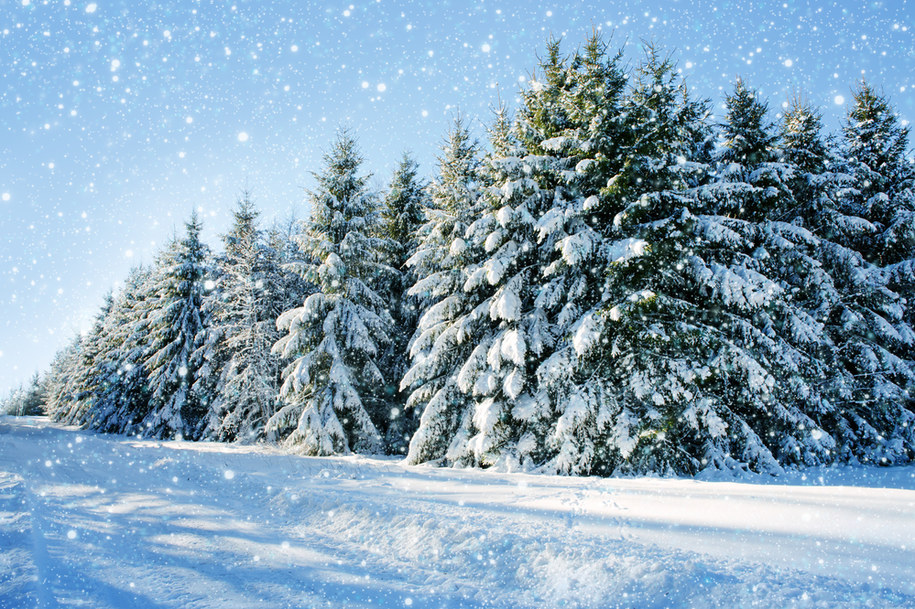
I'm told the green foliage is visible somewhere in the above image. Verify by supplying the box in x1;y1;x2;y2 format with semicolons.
719;78;778;170
780;97;828;174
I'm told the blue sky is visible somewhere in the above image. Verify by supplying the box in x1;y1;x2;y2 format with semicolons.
1;0;912;394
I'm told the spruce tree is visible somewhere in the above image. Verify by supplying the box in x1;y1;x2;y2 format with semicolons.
202;193;292;442
544;46;846;475
6;373;48;416
424;103;547;468
819;83;915;461
140;212;211;439
841;81;915;267
781;97;828;174
526;33;632;470
88;266;156;434
268;130;393;455
375;153;428;453
438;33;633;470
401;115;487;464
405;34;633;470
43;341;84;422
55;295;115;426
718;78;778;172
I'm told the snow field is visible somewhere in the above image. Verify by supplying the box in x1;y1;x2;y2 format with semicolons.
1;416;913;608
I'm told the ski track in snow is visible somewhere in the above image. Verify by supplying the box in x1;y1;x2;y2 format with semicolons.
1;416;913;609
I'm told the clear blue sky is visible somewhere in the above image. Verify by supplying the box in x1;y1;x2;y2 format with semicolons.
1;0;912;395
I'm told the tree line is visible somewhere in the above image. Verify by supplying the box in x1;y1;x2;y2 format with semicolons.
8;35;914;475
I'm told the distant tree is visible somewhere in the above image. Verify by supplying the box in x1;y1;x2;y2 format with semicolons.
46;295;116;427
43;340;84;423
1;373;46;416
87;266;156;434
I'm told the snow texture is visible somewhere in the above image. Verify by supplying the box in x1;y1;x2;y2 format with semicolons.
1;416;913;609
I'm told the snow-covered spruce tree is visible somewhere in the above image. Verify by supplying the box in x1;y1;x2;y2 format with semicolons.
710;82;864;467
760;92;915;465
544;48;851;475
404;34;640;471
87;265;156;435
718;78;779;174
413;102;548;468
429;33;635;470
47;294;115;426
775;97;864;242
4;372;47;416
43;340;84;422
772;90;915;464
522;34;634;471
507;44;696;474
374;152;428;453
139;212;211;439
841;81;915;268
401;115;489;465
201;193;292;442
841;83;915;356
268;130;394;455
780;97;828;175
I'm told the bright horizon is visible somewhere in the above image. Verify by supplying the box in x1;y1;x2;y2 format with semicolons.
1;0;913;395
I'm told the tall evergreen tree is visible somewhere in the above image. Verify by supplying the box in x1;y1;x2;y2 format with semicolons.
401;115;487;464
416;103;544;468
140;212;211;439
375;153;428;452
841;81;915;267
844;83;912;199
202;193;294;442
843;82;915;280
541;46;851;475
815;84;915;461
405;33;635;470
435;33;633;470
268;130;394;455
524;33;632;469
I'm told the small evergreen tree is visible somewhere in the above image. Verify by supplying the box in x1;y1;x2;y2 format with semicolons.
718;78;778;172
1;373;47;416
781;96;828;175
55;295;115;426
88;266;156;434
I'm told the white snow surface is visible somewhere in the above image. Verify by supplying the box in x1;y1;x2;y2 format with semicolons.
1;416;914;608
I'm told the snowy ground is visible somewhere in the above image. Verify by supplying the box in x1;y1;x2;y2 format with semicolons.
1;416;913;609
